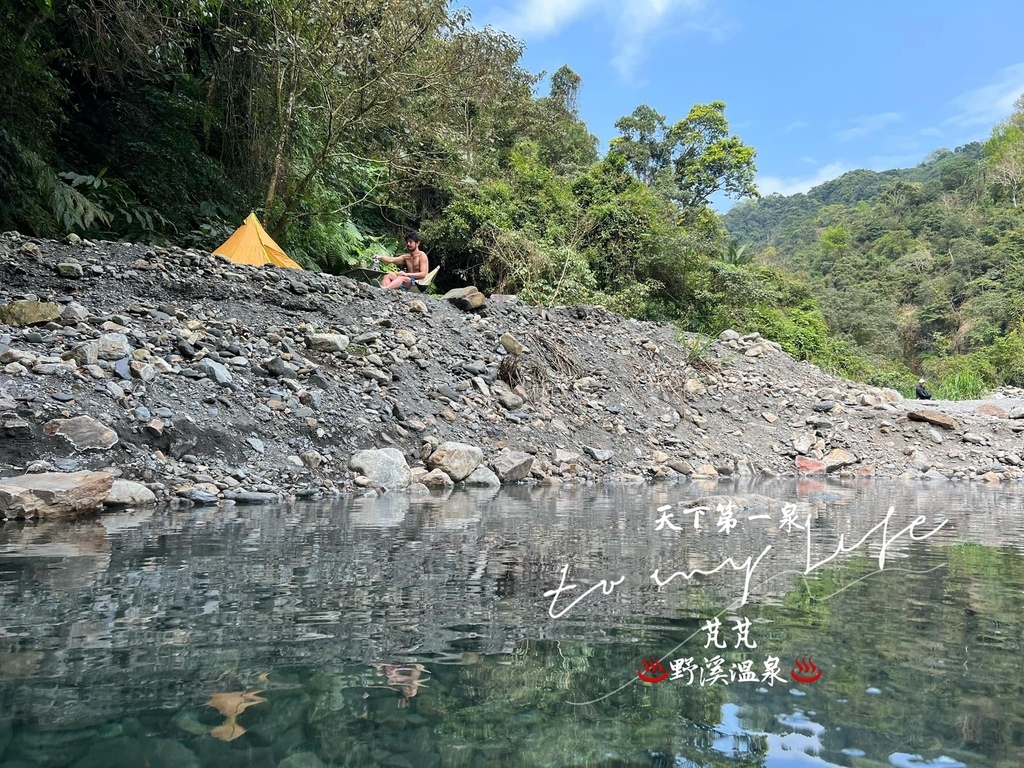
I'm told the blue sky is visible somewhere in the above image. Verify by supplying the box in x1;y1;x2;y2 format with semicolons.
460;0;1024;204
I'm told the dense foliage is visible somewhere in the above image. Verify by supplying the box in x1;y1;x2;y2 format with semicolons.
2;0;898;379
724;97;1024;396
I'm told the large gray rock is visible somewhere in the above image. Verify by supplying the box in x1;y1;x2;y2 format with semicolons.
420;468;455;488
584;446;614;462
499;332;524;356
97;332;132;360
104;479;157;506
908;409;958;430
349;448;412;490
43;415;119;450
68;341;99;366
0;471;115;519
306;333;350;353
427;441;483;481
0;300;61;327
443;286;486;311
463;466;501;487
61;301;90;322
490;449;535;482
197;357;233;386
56;260;84;278
823;448;858;472
265;355;299;379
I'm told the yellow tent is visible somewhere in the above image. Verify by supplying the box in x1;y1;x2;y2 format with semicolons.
212;213;302;270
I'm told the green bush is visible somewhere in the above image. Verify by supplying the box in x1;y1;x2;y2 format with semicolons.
985;329;1024;386
920;354;993;399
864;364;919;399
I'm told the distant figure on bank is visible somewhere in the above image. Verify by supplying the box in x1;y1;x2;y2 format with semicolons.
378;231;429;290
915;378;932;400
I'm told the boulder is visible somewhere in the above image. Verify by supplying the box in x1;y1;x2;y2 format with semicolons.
68;341;100;366
691;464;719;479
823;448;858;472
584;446;614;462
61;301;90;322
0;471;114;519
498;392;525;410
0;300;61;327
796;456;825;475
97;332;132;360
420;468;455;488
907;409;958;430
463;466;501;488
427;441;483;481
56;261;84;278
977;404;1007;418
306;333;350;353
197;358;234;386
791;432;816;455
43;415;119;450
684;378;706;396
104;479;157;506
443;286;486;311
349;447;412;490
489;450;535;482
499;332;524;356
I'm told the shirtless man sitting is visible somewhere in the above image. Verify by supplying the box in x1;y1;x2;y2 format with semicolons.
379;231;429;290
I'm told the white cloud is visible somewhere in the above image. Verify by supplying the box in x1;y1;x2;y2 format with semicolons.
783;120;807;133
833;112;903;142
920;127;943;137
487;0;714;81
609;0;710;80
945;63;1024;129
758;162;847;197
489;0;599;38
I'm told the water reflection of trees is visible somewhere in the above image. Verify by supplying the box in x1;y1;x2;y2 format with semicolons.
0;479;1021;765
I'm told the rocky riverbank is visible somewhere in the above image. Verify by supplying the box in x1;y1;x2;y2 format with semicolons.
3;230;1024;516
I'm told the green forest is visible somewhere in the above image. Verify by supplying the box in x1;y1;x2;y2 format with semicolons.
724;102;1024;397
3;0;1023;397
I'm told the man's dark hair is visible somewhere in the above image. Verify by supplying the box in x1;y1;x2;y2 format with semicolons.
405;231;421;244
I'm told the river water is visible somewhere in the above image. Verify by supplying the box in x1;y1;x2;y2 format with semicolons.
0;479;1022;767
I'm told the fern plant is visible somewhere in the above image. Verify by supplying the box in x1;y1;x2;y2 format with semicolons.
0;129;110;233
59;170;171;242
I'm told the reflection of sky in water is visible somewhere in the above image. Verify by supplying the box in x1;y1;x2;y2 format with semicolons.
712;703;838;767
710;702;969;768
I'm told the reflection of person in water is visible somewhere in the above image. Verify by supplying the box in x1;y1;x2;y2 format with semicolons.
371;663;428;707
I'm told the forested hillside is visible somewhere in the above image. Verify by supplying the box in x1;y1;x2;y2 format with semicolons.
724;101;1024;397
0;0;846;350
6;0;1023;398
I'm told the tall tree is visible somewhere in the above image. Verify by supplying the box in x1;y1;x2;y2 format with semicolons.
610;101;758;213
609;105;673;187
984;123;1024;207
522;66;598;174
548;64;583;115
668;101;759;210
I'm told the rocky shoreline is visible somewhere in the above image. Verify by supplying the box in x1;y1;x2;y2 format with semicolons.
3;230;1024;517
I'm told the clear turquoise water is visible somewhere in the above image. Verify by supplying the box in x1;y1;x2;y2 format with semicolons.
1;480;1022;767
